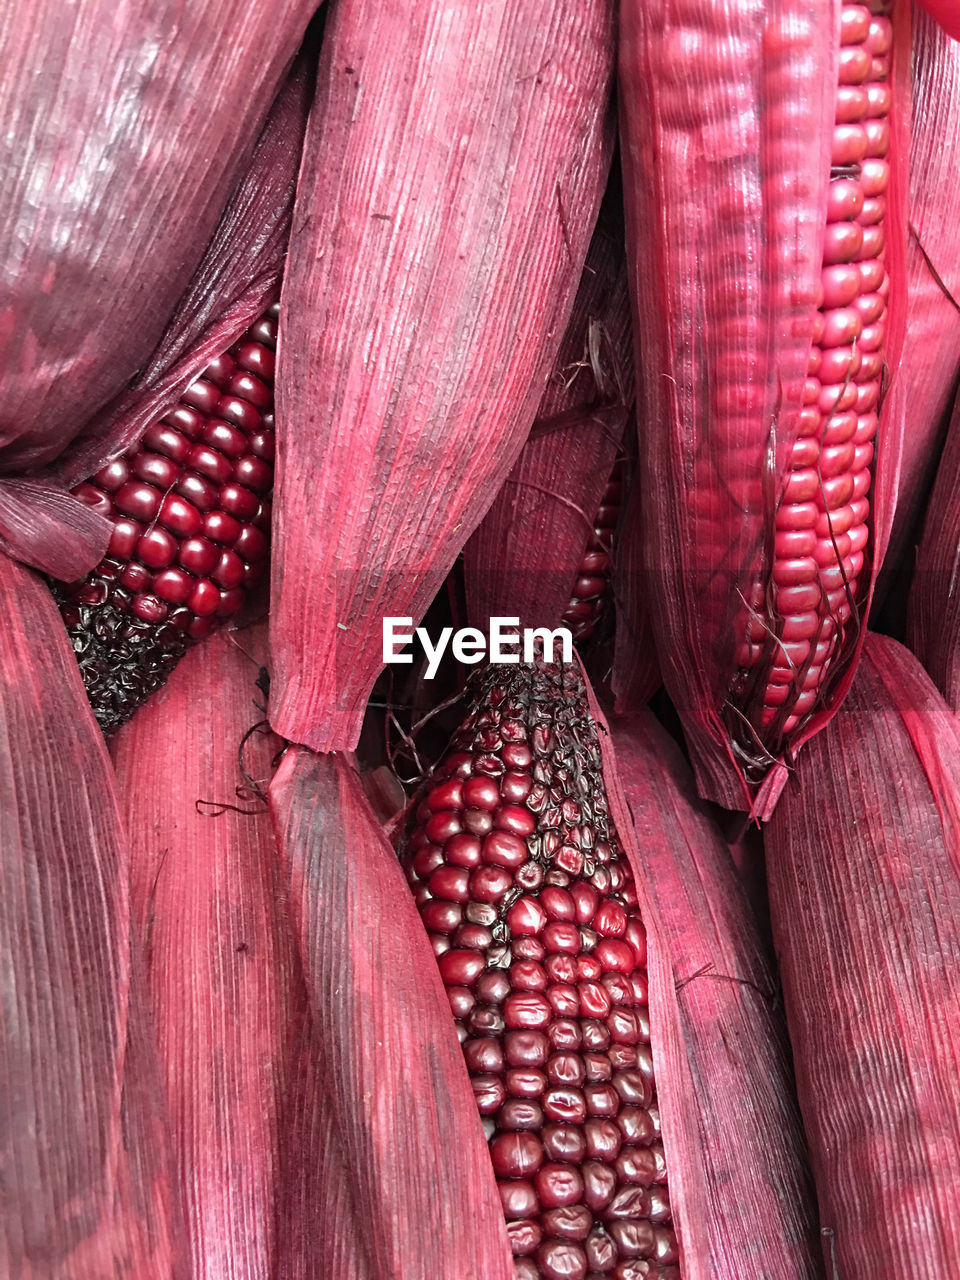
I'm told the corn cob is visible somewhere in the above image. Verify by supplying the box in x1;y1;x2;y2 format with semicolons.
561;461;625;643
57;306;277;733
400;659;679;1279
619;0;907;810
728;2;895;743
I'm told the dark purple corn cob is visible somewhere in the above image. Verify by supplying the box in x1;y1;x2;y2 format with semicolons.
400;659;678;1280
561;462;624;643
57;304;277;733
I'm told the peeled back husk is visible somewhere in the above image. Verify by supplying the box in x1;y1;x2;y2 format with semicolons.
0;557;184;1276
0;0;317;474
878;6;960;597
594;693;821;1278
765;632;960;1277
270;0;617;751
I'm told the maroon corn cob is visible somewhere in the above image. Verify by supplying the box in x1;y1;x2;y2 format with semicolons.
400;660;678;1280
57;305;277;733
729;2;893;743
561;461;625;644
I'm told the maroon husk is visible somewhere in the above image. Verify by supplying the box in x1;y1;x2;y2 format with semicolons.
463;186;633;639
766;632;960;1277
268;747;515;1279
270;0;617;752
1;0;317;474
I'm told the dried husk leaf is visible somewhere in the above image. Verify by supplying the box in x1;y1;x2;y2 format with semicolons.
618;0;909;813
110;624;297;1279
57;47;315;493
270;0;617;751
611;475;661;711
268;747;515;1279
463;182;633;633
909;392;960;707
0;558;184;1276
879;8;960;594
917;0;960;40
590;692;820;1278
0;0;316;472
765;632;960;1277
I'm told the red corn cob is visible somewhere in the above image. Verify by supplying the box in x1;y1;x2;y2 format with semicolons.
57;305;277;733
400;659;679;1279
561;460;625;643
728;1;895;743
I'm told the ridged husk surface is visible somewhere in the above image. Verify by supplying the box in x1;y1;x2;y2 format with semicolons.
880;8;960;594
766;632;960;1277
0;558;185;1276
909;391;960;707
269;747;516;1279
270;0;617;752
110;624;298;1279
463;181;633;636
0;0;315;474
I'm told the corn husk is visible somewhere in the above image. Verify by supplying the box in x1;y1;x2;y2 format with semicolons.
268;747;515;1279
879;7;960;595
593;696;820;1278
909;391;960;706
1;0;317;474
611;474;661;711
110;624;297;1279
618;0;910;813
765;632;960;1277
462;181;632;634
57;47;315;494
0;558;184;1276
270;0;617;752
917;0;960;40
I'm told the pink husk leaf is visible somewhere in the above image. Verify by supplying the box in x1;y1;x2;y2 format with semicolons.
0;558;184;1276
270;0;617;751
268;747;515;1279
0;0;317;474
581;671;821;1278
110;623;298;1280
766;632;960;1277
878;7;960;599
463;182;633;635
57;47;316;493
